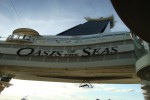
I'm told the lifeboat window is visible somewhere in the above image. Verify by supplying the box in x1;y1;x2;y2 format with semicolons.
23;35;31;40
7;35;12;39
19;35;23;39
13;35;19;39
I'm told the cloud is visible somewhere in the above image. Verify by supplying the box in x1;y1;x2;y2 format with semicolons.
91;84;135;93
0;14;10;23
23;17;80;25
0;80;142;100
21;17;83;35
104;87;134;92
1;79;94;100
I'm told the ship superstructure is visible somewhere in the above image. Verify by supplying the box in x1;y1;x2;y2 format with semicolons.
0;16;150;99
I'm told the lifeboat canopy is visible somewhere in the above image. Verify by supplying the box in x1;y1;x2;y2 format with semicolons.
6;28;40;43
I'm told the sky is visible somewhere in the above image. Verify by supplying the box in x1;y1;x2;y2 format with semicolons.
0;0;129;38
0;0;144;100
0;80;144;100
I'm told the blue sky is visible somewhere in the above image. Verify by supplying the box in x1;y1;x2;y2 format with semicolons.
0;0;143;100
0;0;129;37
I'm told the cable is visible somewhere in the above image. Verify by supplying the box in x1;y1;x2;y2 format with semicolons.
9;0;24;27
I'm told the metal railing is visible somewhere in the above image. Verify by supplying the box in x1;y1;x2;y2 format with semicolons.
35;32;130;44
133;36;150;59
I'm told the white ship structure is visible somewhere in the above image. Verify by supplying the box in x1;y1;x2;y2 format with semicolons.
0;16;150;99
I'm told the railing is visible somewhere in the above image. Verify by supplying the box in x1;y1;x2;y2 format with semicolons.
0;31;130;44
35;31;130;44
6;35;34;43
133;36;150;59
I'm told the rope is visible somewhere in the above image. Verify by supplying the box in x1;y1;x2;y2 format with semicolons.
9;0;24;27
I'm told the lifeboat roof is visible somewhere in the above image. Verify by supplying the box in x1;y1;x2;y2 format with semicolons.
13;28;40;36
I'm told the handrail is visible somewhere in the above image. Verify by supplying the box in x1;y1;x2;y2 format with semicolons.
1;32;130;44
133;35;149;59
35;32;130;44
